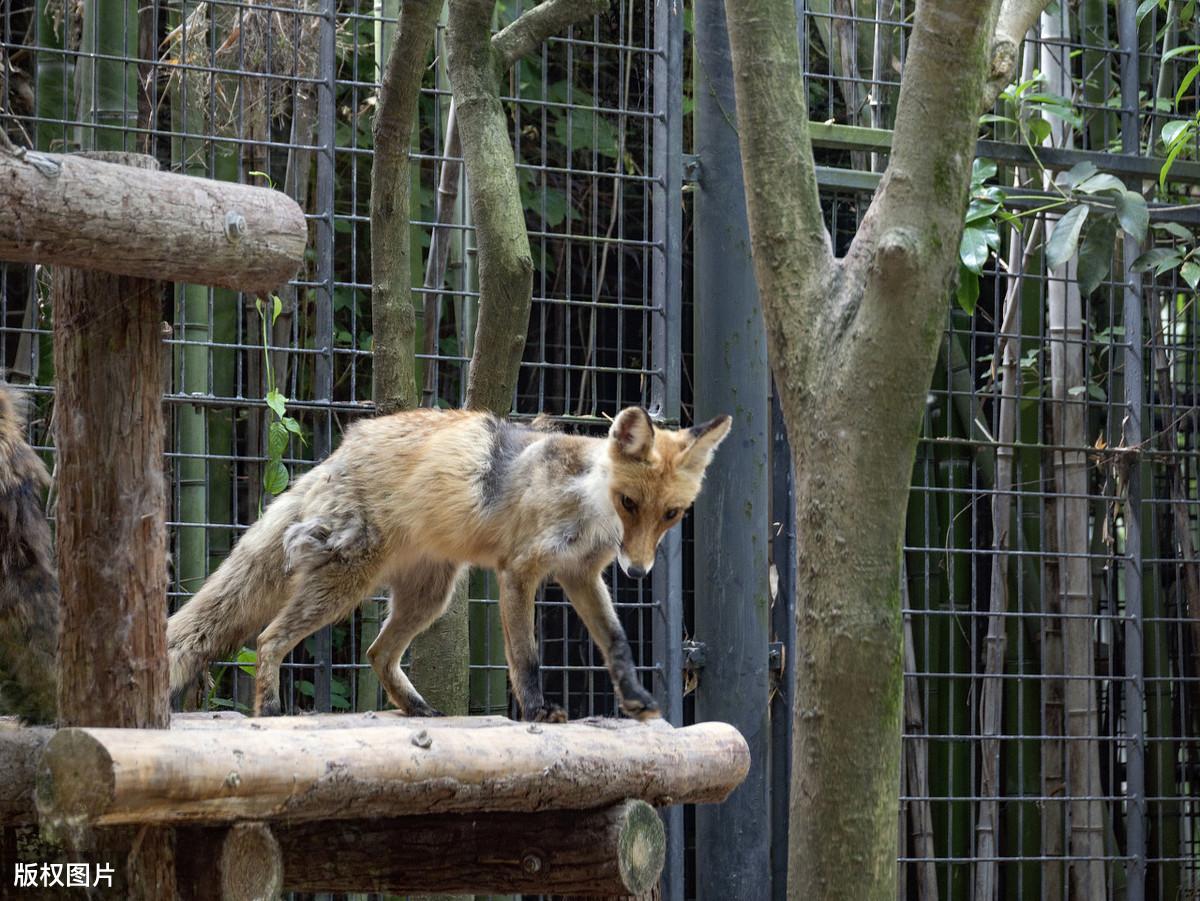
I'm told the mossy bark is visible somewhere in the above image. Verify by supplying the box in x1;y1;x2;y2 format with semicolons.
720;1;1039;897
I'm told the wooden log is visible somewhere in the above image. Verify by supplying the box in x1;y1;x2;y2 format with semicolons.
1;149;306;294
0;722;50;824
36;718;750;827
175;823;283;901
49;152;174;899
276;800;664;896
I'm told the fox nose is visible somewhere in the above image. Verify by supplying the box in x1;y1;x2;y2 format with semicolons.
627;564;647;579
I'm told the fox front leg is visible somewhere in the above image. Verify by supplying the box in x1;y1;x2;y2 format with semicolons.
557;570;660;720
497;569;566;723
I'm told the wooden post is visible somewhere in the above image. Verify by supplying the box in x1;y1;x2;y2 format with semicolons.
49;151;173;898
175;823;283;901
276;800;665;896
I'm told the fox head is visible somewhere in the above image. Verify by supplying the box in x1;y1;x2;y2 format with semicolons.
606;406;732;579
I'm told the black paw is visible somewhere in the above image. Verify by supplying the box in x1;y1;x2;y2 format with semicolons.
619;692;661;721
406;699;445;718
257;698;284;717
528;702;568;723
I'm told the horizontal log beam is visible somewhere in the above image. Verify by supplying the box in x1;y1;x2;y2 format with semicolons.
276;800;664;896
36;718;749;827
0;150;306;294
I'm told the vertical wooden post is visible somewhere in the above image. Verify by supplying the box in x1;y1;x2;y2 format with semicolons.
50;152;174;897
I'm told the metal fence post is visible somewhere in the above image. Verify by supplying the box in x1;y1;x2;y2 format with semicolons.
692;1;772;898
652;2;685;899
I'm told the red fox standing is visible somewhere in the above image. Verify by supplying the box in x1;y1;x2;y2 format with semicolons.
168;406;731;721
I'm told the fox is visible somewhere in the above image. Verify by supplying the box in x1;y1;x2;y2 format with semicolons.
168;405;731;721
0;382;59;724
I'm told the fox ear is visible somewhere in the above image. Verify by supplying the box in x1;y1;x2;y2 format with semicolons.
609;407;655;460
678;415;732;473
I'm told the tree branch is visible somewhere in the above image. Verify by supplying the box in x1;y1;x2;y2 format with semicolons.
845;0;998;328
370;0;442;416
721;0;834;400
982;0;1053;110
493;0;608;70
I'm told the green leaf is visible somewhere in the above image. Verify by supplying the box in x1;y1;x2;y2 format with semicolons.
1067;385;1087;396
1176;63;1200;106
272;294;283;326
1076;214;1117;297
1059;161;1098;188
268;421;289;459
265;389;287;419
965;198;1002;224
1161;118;1193;147
283;416;303;436
264;460;290;495
1162;43;1200;63
1130;247;1183;273
956;264;980;315
1116;191;1149;242
1135;0;1160;24
1152;221;1194;240
1160;135;1191;189
1027;118;1052;144
959;227;990;274
1088;383;1107;401
1181;261;1200;289
236;647;258;677
1045;204;1090;269
971;158;998;186
1075;173;1126;195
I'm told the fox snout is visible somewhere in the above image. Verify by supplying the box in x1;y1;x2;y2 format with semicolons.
616;546;653;580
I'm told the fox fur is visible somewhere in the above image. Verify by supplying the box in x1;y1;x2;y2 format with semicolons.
168;405;731;721
0;383;58;724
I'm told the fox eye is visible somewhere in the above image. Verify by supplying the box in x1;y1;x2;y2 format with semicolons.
621;494;638;514
664;508;680;521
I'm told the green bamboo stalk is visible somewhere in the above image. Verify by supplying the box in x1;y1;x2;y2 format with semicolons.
904;437;948;897
935;453;971;901
76;0;138;151
1143;476;1181;901
170;0;211;605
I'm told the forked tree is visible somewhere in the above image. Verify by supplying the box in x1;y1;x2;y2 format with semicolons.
720;0;1051;897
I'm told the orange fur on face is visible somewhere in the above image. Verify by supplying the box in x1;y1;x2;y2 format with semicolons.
606;407;731;576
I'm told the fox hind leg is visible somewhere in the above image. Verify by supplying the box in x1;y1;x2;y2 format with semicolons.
366;560;464;717
254;559;380;716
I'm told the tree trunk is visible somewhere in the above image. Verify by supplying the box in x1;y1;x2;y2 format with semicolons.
277;800;664;896
50;151;174;899
719;1;1042;898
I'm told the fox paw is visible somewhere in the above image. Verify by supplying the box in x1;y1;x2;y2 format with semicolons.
529;702;568;723
256;698;284;718
620;693;661;721
405;700;445;718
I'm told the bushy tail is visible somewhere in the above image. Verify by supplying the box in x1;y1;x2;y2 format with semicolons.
0;383;58;724
167;490;305;707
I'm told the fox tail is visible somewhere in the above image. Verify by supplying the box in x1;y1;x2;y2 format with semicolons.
167;490;305;706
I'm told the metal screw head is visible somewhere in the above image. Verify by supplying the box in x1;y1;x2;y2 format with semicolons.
520;852;543;875
224;210;247;241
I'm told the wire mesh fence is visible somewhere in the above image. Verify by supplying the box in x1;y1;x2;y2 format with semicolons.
4;0;1200;898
